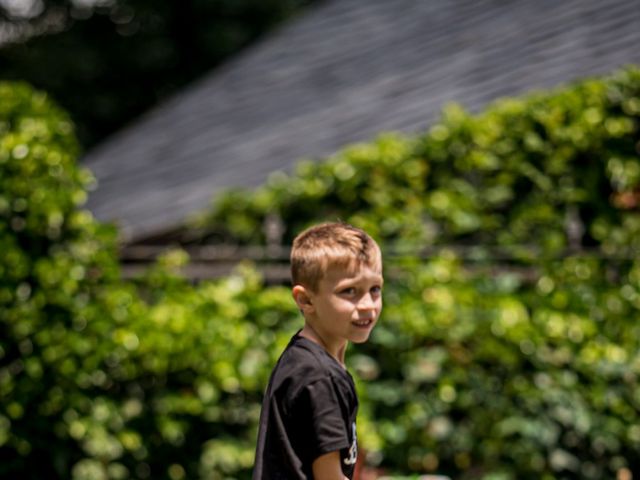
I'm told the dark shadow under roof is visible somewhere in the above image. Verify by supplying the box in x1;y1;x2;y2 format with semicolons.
82;0;640;242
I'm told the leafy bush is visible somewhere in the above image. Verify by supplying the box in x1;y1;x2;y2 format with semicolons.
0;82;299;479
0;81;121;475
197;67;640;257
196;66;640;479
2;66;640;480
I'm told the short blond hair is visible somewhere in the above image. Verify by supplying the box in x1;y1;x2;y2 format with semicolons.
290;222;382;291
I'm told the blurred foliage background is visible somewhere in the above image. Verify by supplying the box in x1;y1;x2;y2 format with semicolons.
2;65;640;479
0;0;316;148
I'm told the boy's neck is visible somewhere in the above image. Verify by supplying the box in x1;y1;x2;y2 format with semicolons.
299;324;348;367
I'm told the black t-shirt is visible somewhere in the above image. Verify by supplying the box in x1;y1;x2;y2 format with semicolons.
252;332;359;479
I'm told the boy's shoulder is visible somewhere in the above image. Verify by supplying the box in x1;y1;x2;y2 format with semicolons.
268;333;354;400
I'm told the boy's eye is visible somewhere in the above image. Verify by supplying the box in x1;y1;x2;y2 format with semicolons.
371;286;382;295
340;287;357;295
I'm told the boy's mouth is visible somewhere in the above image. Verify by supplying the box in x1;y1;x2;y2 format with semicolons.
352;319;373;328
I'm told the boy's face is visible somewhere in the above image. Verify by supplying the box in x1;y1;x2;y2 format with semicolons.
305;263;383;347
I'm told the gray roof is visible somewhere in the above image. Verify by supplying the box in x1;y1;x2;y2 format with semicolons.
83;0;640;243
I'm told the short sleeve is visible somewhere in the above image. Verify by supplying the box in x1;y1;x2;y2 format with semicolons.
295;375;350;461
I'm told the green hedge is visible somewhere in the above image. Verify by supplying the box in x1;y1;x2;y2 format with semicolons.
1;66;640;480
0;82;298;479
195;66;640;479
0;81;121;475
197;67;640;256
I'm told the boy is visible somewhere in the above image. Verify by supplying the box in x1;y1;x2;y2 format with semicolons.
253;222;383;480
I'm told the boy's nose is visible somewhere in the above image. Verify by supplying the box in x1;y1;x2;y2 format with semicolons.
358;293;377;311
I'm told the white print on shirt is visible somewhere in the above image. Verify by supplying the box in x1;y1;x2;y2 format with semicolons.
343;422;358;466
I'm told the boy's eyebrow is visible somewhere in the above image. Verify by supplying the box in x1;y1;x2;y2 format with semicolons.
335;274;384;285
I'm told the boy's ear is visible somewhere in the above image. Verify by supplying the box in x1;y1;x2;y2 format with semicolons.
292;285;314;313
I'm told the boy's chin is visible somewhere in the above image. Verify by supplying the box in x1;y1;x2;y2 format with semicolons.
350;331;373;343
